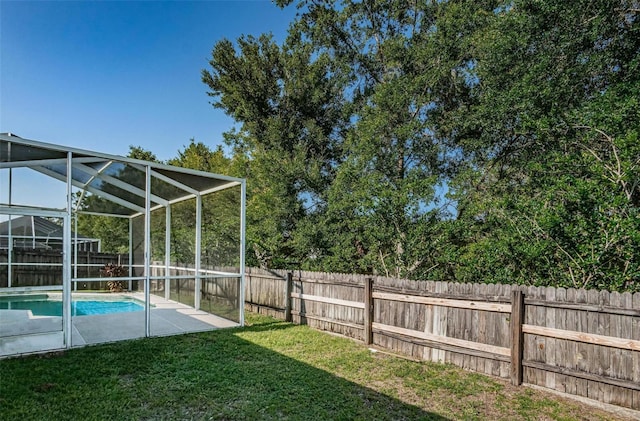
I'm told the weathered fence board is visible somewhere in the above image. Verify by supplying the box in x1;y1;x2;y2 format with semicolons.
239;268;640;413
0;250;128;289
3;258;640;413
522;324;640;351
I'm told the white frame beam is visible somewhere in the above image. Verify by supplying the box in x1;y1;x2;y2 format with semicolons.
128;218;133;292
1;133;247;356
0;156;105;170
145;166;200;195
144;165;151;337
76;163;169;206
165;205;171;301
239;180;246;326
32;166;146;213
7;162;12;288
63;151;73;347
194;194;202;310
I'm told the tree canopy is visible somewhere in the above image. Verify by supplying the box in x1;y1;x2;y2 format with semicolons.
78;0;640;293
199;0;639;292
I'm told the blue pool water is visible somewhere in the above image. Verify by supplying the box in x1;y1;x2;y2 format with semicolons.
0;296;144;317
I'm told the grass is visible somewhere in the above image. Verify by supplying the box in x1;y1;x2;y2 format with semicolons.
0;313;628;421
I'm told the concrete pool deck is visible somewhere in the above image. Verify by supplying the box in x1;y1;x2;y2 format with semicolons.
0;292;239;357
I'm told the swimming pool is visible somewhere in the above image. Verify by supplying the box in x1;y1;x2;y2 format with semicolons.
0;295;144;317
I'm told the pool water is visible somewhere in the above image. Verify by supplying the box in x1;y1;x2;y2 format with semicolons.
0;297;144;317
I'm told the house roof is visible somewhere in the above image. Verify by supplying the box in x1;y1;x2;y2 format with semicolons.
0;133;243;217
0;215;91;239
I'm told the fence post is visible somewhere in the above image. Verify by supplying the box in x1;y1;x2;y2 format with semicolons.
510;289;525;385
364;277;374;345
285;272;293;323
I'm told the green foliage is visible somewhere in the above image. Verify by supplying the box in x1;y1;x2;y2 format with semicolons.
75;146;161;254
75;143;242;268
434;0;640;291
167;140;242;267
76;212;129;254
199;0;639;291
73;0;640;292
203;31;349;268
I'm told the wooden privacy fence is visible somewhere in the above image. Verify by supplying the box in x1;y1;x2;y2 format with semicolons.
0;250;127;289
3;259;638;411
243;268;640;412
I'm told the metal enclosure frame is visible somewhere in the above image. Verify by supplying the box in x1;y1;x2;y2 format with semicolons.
0;133;246;354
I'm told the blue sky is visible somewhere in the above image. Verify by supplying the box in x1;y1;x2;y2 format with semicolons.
0;0;296;210
1;0;296;160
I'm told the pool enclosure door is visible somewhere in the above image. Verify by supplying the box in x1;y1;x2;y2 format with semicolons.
0;208;68;356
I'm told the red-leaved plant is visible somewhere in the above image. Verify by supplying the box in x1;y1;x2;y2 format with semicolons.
100;263;127;292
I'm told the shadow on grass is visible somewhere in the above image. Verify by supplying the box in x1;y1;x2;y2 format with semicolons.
233;319;295;333
0;320;449;420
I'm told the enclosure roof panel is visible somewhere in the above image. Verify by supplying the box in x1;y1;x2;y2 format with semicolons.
0;133;244;217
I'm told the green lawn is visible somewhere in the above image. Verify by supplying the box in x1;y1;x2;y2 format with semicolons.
0;313;626;420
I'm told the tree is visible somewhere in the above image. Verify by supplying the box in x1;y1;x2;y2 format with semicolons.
168;140;241;267
269;0;498;278
202;32;349;268
75;146;160;254
201;0;640;291
440;0;640;291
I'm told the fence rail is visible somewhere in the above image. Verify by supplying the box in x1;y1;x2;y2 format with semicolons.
2;257;639;412
242;268;640;412
0;250;128;289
